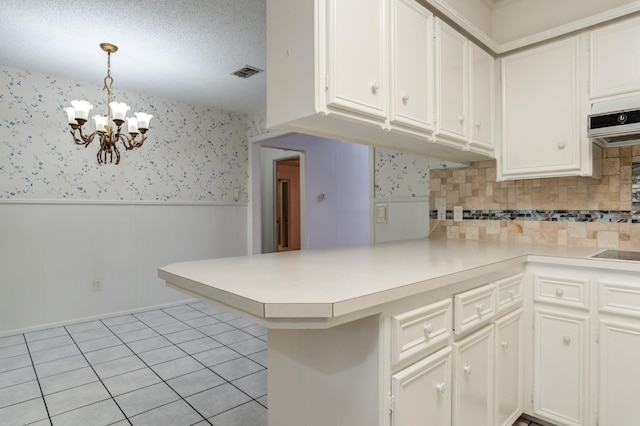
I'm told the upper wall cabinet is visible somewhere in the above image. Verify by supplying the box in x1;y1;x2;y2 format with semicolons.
589;15;640;100
498;35;600;181
266;0;493;164
388;0;434;135
326;0;387;119
435;20;495;156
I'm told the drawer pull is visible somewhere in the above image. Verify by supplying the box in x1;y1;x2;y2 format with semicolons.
476;303;484;315
402;93;410;103
458;114;465;124
555;288;564;297
464;365;472;375
436;383;447;394
508;289;516;299
424;324;433;336
371;81;380;92
563;335;572;344
501;340;509;349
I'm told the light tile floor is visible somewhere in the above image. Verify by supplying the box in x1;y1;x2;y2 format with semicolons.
0;302;268;426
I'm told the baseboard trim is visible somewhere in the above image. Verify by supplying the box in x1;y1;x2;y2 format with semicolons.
0;298;198;338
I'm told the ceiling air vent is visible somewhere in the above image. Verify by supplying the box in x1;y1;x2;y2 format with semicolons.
231;65;263;79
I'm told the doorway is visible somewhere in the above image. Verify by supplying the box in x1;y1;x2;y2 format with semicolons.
275;157;301;251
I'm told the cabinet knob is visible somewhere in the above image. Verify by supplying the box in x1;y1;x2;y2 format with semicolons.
424;324;433;336
509;289;516;299
563;335;572;344
464;365;472;375
476;303;484;315
371;81;380;92
475;121;481;129
402;93;410;103
458;114;465;124
436;383;447;394
557;142;566;150
555;288;564;297
501;340;509;349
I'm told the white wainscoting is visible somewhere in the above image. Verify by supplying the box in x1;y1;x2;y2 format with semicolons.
0;202;248;336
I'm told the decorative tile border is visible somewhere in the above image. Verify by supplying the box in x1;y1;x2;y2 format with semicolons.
429;209;640;223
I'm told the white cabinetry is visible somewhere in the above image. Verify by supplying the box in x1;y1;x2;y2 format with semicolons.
389;0;434;135
391;347;452;426
494;308;523;426
326;0;387;118
267;0;492;163
435;19;468;146
528;268;592;426
589;15;640;99
499;35;599;180
435;20;495;155
597;278;640;426
533;308;589;426
452;325;494;426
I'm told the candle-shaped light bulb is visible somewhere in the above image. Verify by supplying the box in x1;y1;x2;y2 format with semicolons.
109;101;130;121
93;115;107;132
64;107;77;124
126;117;139;134
134;112;153;130
70;100;93;120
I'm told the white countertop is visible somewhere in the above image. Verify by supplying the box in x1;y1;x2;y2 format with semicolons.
158;239;627;325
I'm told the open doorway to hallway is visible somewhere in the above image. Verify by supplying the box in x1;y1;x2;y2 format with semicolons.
275;157;301;252
252;133;371;254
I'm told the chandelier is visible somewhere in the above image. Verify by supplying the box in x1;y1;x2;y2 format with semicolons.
64;43;153;165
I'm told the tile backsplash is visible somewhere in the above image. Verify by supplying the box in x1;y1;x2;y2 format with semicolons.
430;146;640;250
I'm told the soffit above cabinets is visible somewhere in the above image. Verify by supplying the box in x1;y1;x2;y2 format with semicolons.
421;0;640;55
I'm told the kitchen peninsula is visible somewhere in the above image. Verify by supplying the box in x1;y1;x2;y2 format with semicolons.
159;239;640;426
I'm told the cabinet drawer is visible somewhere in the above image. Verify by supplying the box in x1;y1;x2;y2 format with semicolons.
454;283;496;335
599;279;640;318
534;274;590;310
496;273;524;315
391;298;452;364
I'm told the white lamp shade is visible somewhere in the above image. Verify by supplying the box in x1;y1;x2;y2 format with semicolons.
93;115;107;132
64;107;77;124
126;117;139;133
134;112;153;129
109;101;130;121
70;100;93;120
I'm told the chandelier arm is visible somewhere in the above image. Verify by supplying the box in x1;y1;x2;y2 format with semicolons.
71;125;98;147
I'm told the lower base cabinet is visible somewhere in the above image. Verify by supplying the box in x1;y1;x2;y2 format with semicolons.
391;347;452;426
494;309;523;426
533;308;589;426
453;325;494;426
599;318;640;426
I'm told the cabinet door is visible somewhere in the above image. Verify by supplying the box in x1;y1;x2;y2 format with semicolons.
452;325;493;426
435;19;468;145
599;318;640;426
469;42;494;153
590;16;640;99
391;346;452;426
494;309;523;426
533;308;589;426
389;0;433;133
326;0;387;119
500;36;583;179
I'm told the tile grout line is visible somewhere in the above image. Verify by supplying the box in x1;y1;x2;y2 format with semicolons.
22;333;54;426
102;315;213;426
147;306;268;416
62;325;133;426
160;305;268;408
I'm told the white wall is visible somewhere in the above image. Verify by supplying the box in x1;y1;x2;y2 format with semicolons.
0;65;250;335
261;134;371;250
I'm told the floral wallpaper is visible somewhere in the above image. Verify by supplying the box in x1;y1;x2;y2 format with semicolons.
374;147;461;199
0;65;248;202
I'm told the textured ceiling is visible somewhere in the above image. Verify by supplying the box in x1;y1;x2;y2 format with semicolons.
0;0;266;114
